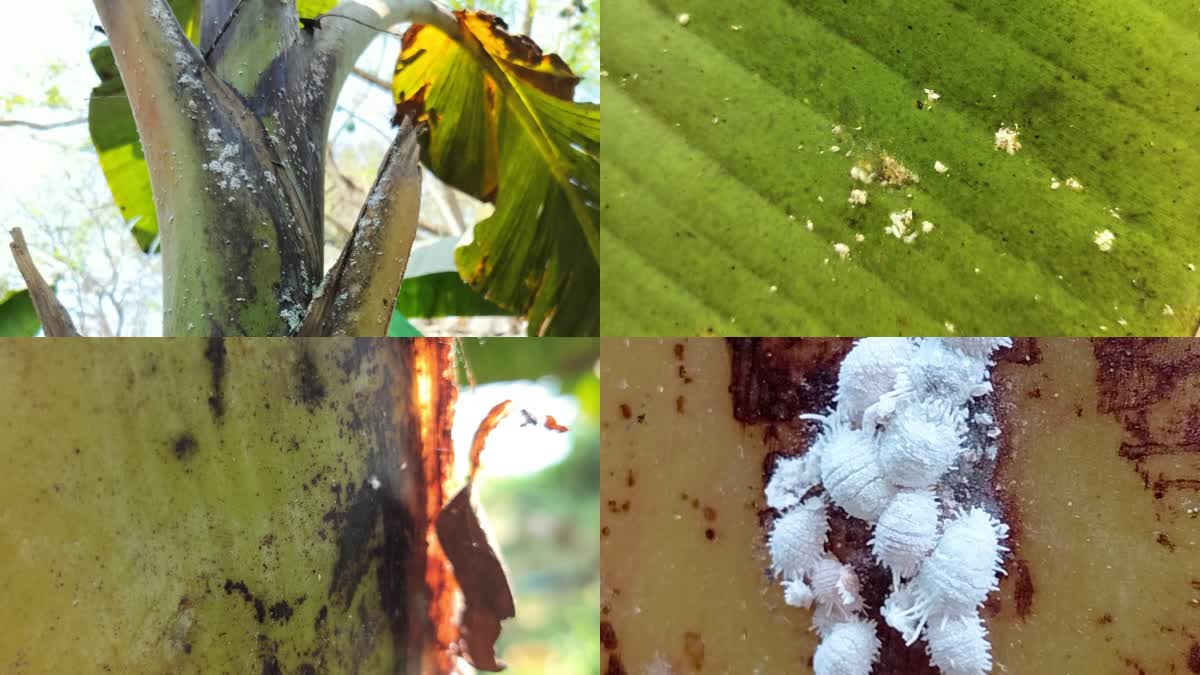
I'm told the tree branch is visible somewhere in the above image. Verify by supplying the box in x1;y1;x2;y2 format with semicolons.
352;66;393;92
299;118;422;336
8;228;80;337
0;118;87;131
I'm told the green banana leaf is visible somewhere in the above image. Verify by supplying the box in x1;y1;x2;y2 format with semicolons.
396;272;511;317
386;308;424;336
0;289;40;336
601;0;1200;336
457;336;599;386
393;11;600;336
88;0;199;253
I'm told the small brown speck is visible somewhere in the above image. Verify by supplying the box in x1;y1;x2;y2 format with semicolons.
1096;613;1113;625
637;413;646;423
1028;387;1042;399
674;343;685;360
601;526;610;537
626;469;636;487
702;506;717;522
684;631;705;670
704;528;715;540
621;500;630;512
676;395;686;414
619;403;632;419
1156;532;1176;552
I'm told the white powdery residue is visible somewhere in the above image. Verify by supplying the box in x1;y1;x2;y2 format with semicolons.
855;233;866;243
676;12;690;25
207;128;222;144
848;189;868;206
806;219;815;232
1094;229;1116;252
921;221;935;234
934;161;947;174
943;321;956;333
831;145;841;153
850;165;874;184
1065;177;1084;191
178;70;203;89
886;209;913;239
279;306;303;333
834;242;851;259
1163;304;1175;316
1050;177;1062;190
994;124;1021;154
924;88;941;104
369;475;382;490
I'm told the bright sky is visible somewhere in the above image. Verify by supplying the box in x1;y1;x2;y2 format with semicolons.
452;379;580;478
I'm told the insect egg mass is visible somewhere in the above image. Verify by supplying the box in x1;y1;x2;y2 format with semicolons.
763;337;1012;675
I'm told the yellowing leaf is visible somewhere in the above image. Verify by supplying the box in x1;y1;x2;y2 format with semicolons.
393;11;599;336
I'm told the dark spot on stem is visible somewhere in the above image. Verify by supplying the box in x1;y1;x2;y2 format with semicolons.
204;337;226;419
223;579;266;623
599;621;617;650
298;350;326;409
173;434;198;460
268;600;293;623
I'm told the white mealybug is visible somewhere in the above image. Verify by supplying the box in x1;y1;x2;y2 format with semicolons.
880;582;923;644
940;337;1013;359
877;400;965;488
925;613;993;675
893;340;992;407
814;420;895;522
834;338;916;427
783;578;815;608
765;453;820;511
871;488;939;581
893;508;1009;638
809;556;865;618
768;497;829;578
812;618;881;675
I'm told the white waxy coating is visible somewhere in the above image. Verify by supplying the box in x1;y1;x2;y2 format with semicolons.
877;400;965;488
926;614;993;675
835;338;916;427
819;424;895;521
768;497;829;578
765;453;820;511
783;578;815;608
812;618;881;675
872;488;940;579
910;508;1008;617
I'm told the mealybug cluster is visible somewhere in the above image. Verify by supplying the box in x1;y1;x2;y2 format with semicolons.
766;337;1012;675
